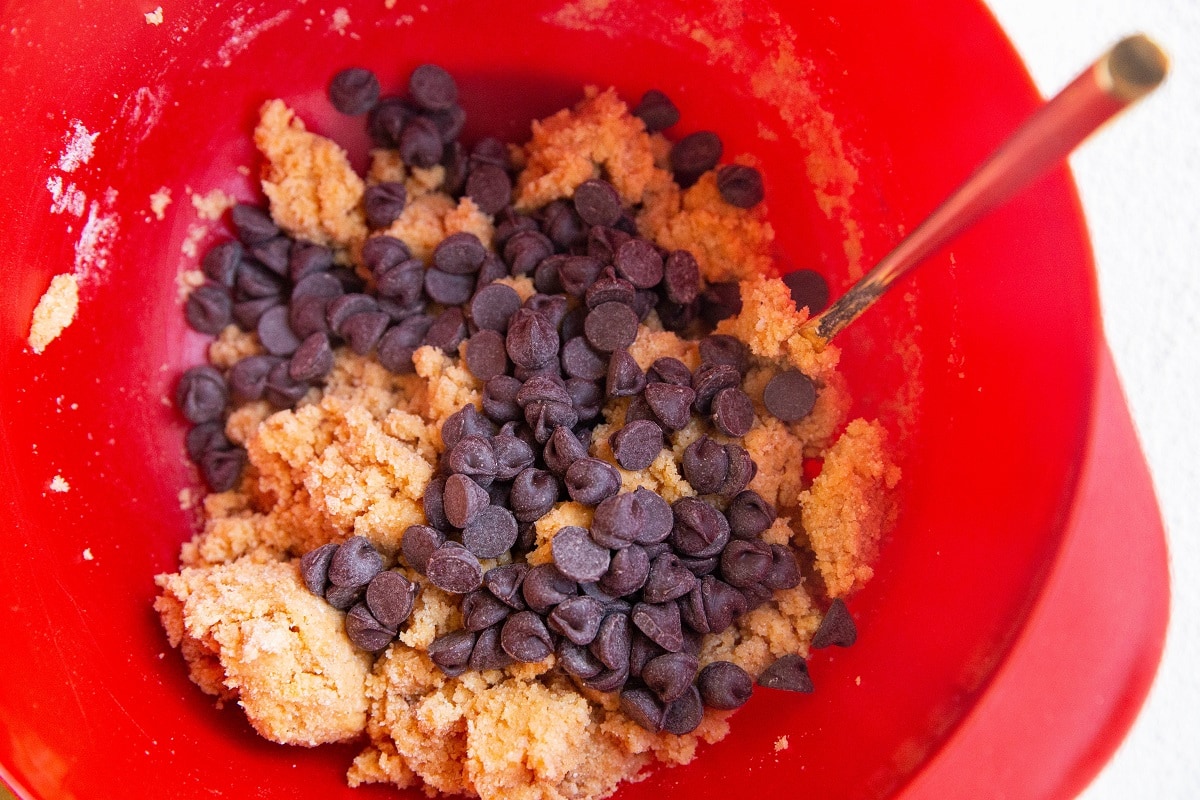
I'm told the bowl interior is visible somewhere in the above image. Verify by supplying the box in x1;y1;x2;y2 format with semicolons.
0;1;1099;798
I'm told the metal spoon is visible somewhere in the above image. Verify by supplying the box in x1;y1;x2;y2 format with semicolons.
800;33;1169;347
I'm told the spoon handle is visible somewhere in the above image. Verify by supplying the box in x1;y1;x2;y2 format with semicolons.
802;34;1169;346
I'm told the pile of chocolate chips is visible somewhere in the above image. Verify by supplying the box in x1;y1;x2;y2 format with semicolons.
175;63;847;735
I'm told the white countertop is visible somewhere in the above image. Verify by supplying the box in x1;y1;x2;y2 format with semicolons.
983;0;1200;796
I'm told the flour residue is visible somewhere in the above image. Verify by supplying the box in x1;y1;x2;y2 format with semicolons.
47;176;86;216
56;120;99;173
206;8;293;68
74;198;120;288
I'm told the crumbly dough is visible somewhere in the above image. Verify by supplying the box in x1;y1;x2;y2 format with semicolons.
28;273;79;354
158;90;899;800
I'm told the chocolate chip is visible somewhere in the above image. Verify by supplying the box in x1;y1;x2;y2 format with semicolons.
524;400;578;444
643;553;698;603
469;136;509;170
534;255;568;294
613;239;664;289
399;117;443;168
547;595;605;645
494;209;539;247
522;563;577;614
469;624;514;671
289;241;334;283
632;89;680;133
256;305;302;356
700;281;742;326
719;444;756;497
230;203;279;245
590;610;632;670
711;388;754;437
289;332;334;383
682;436;730;495
299;543;338;596
659;684;703;734
757;654;814;693
678;554;719;577
442;404;497;451
428;104;467;143
558;639;604;679
543;425;587;475
565;458;621;506
329;536;383;588
587;225;631;263
643;382;695;430
328;67;381;115
429;630;476;676
585;268;636;309
589;492;639;549
408;63;457;111
475;251;509;290
443;473;491;528
421;475;451;530
560;336;606;382
609;420;662;471
504;230;554;276
523;293;568;330
462;505;519;559
719;539;773;589
726;490;776;539
763;369;817;422
345;603;395;652
551;526;611;582
566;378;603;422
701;576;748;633
464;330;510;380
202;240;243;287
697;661;752;710
185;421;230;463
362;235;412;275
642;652;698;703
469;283;522;332
618;687;664;732
760;544;800;591
783;269;831;315
175;366;227;424
482;375;523;423
426;542;484;594
671;497;730;558
584;302;639;353
465;164;512;216
648;357;692;386
670;131;722;188
605;349;645;397
572;178;622;227
506;309;560;369
632;601;684;652
811;598;857;649
287;295;330;340
661;250;701;305
485;479;512;508
631;488;674;545
499;611;554;663
491;434;535;481
691;363;740;415
377;316;432;374
346;310;393;355
185;284;232;334
509;467;558;523
558;255;605;297
421;306;466;353
292;270;343;301
365;571;416;630
484;563;529;610
433;231;487;275
515;376;571;408
627;631;664;679
698;334;749;374
364;182;407;229
250;236;291;276
324;582;364;611
400;524;444;574
461;588;513;631
324;293;375;335
716;164;764;208
264;359;309;408
423;267;474;307
597;544;650;597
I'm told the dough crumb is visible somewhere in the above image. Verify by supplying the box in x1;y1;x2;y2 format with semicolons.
28;273;80;354
149;187;172;220
82;548;94;561
49;475;70;493
774;735;789;752
144;6;163;25
190;187;238;221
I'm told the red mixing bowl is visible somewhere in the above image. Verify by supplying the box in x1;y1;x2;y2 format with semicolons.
0;1;1168;798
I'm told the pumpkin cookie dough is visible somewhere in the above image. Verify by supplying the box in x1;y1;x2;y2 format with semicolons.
157;75;898;800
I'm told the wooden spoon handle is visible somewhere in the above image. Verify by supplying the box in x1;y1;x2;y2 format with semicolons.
802;34;1169;346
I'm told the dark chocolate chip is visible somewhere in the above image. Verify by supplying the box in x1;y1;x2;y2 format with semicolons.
326;292;378;332
678;554;719;577
291;271;343;301
701;576;747;633
522;563;578;614
586;225;631;264
716;164;764;208
428;630;476;676
175;365;227;424
484;562;529;610
632;89;680;133
643;553;698;604
605;349;645;397
427;104;466;143
811;598;857;649
378;315;434;374
470;137;509;170
504;230;554;276
524;401;578;444
250;236;291;276
543;425;588;475
364;181;408;229
362;235;412;276
643;382;695;430
422;476;450;530
197;448;243;495
423;306;468;353
328;67;381;115
469;624;514;671
699;334;750;374
648;357;692;386
551;526;611;583
609;419;663;471
289;332;334;383
585;665;631;693
642;652;698;703
700;281;742;326
757;654;814;693
482;375;523;423
782;269;831;315
534;255;568;294
590;492;639;549
465;164;512;216
399;117;443;168
288;242;334;284
433;231;486;275
443;472;492;528
632;601;684;652
345;603;396;652
585;268;637;309
671;496;730;558
561;336;607;382
564;458;621;506
185;421;230;462
342;311;390;354
698;661;753;709
597;544;650;597
264;359;309;408
442;404;496;451
566;377;603;421
662;250;701;305
558;255;605;297
500;611;554;663
613;239;664;289
185;284;232;334
491;434;535;481
631;488;674;545
547;595;605;645
719;539;773;589
590;610;633;670
257;305;302;357
230;203;279;245
426;542;484;594
465;330;510;380
727;490;776;539
542;202;587;250
506;309;560;369
763;369;817;422
324;582;364;611
619;687;664;732
763;544;802;590
469;283;522;332
572;178;622;227
300;543;338;595
366;571;416;630
510;467;558;523
670;131;723;188
202;240;243;287
475;251;510;290
515;375;571;408
328;536;383;588
691;363;741;415
424;268;476;307
558;639;604;679
682;436;730;495
523;293;568;330
288;295;332;339
401;524;444;574
408;63;457;111
462;505;519;559
712;387;754;437
719;444;756;497
461;588;513;632
584;302;639;353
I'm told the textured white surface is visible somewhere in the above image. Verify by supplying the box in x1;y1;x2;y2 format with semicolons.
983;1;1200;797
